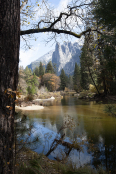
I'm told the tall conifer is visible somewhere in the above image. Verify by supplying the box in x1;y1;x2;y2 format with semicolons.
73;63;80;91
46;61;54;74
39;62;44;77
60;69;67;90
80;44;90;90
33;67;39;77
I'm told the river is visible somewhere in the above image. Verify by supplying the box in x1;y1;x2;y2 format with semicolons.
18;95;116;173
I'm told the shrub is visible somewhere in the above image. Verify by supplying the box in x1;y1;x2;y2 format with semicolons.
25;94;34;101
38;86;48;93
43;73;60;91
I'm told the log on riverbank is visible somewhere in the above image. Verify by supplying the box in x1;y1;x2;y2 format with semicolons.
46;133;81;160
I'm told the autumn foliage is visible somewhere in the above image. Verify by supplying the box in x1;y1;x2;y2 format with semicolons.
42;73;60;91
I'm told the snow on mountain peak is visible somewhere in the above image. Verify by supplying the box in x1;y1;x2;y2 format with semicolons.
28;41;83;75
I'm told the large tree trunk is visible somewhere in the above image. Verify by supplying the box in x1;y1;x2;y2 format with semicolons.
0;0;20;173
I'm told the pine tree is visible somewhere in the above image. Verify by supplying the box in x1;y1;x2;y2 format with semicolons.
68;75;73;90
53;63;57;74
73;63;81;92
65;74;69;88
93;0;116;94
33;67;39;77
93;0;116;30
80;44;90;90
39;62;44;77
46;61;54;74
43;65;45;74
27;73;39;95
24;67;39;95
24;66;32;84
18;66;27;95
60;69;67;90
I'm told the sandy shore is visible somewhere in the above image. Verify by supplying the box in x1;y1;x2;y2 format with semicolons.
15;104;44;110
33;96;55;102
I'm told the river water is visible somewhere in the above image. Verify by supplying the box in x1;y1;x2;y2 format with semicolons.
18;95;116;173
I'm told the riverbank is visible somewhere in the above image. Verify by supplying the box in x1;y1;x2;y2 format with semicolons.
15;147;108;174
15;104;44;110
77;91;116;104
16;91;63;109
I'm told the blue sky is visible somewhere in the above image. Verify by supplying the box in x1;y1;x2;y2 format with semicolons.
19;0;84;68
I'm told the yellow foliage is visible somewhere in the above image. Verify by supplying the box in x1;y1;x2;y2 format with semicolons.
89;84;103;93
89;84;98;93
43;73;60;91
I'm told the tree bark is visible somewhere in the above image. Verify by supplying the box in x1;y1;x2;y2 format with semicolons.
0;0;20;173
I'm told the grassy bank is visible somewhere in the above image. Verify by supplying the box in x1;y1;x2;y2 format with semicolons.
15;148;108;174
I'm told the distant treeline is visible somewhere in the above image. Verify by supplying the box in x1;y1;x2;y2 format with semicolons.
18;36;116;96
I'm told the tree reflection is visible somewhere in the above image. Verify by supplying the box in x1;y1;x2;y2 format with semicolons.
87;132;116;173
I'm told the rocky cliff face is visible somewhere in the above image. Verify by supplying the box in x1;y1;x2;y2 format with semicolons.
52;42;82;75
27;41;82;75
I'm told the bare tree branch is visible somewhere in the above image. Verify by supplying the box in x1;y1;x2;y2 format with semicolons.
48;12;71;29
67;2;93;10
20;28;102;39
20;0;28;12
20;0;100;48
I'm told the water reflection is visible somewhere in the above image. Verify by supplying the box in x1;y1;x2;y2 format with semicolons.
20;96;116;173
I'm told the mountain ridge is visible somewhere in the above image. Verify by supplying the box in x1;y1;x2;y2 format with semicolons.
27;41;82;75
28;49;54;70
